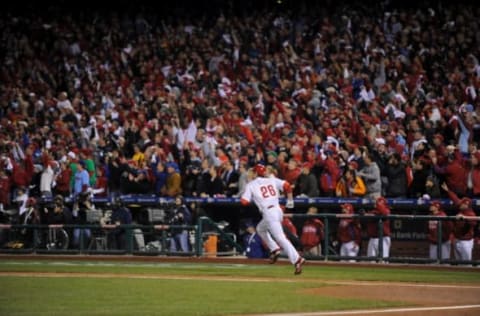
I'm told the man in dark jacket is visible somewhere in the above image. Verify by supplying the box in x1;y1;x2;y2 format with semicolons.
385;153;407;197
108;199;133;250
294;162;320;197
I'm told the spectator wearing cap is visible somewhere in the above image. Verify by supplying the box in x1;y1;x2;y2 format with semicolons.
294;162;320;197
335;168;366;198
441;183;477;262
161;162;182;197
384;153;408;198
337;203;361;262
427;201;453;261
357;152;382;200
365;196;391;259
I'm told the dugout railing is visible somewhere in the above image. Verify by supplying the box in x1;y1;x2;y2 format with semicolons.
285;212;480;266
1;214;479;265
0;196;479;265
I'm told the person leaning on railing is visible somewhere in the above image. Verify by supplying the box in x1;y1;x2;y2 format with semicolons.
441;183;477;262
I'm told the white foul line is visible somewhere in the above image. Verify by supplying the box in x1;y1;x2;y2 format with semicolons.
251;304;480;316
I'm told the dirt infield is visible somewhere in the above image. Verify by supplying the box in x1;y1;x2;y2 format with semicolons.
1;254;479;316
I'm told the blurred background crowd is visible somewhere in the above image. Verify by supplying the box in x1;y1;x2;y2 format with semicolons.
1;0;480;209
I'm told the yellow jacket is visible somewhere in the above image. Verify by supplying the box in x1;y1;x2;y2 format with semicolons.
335;176;366;197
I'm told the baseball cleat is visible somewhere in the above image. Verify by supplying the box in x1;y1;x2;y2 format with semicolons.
294;257;306;275
269;249;281;264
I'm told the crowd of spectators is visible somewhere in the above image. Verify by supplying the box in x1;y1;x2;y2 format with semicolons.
1;1;480;212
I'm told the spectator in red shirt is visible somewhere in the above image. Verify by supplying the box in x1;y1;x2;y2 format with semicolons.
433;149;468;197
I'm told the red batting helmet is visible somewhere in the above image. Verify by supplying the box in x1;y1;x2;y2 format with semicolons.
254;164;267;177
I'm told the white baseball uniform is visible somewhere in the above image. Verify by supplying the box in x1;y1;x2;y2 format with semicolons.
367;236;391;258
454;239;474;261
241;176;300;265
429;241;451;260
340;241;359;259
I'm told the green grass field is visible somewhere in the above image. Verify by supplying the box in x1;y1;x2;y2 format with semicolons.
0;259;479;316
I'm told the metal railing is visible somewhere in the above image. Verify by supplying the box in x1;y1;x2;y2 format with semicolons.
0;216;244;257
286;213;479;265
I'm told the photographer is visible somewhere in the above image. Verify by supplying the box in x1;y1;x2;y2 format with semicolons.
107;198;133;250
72;191;93;249
43;195;73;249
169;195;192;253
45;195;73;225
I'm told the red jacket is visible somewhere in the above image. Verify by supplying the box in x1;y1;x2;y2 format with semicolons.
0;175;11;206
427;210;453;244
55;168;72;194
366;204;391;238
435;160;467;196
338;218;362;244
447;190;477;240
11;155;34;187
453;208;477;240
300;218;324;249
319;157;341;193
472;167;480;196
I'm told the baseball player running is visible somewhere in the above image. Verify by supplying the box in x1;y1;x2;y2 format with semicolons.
241;164;305;275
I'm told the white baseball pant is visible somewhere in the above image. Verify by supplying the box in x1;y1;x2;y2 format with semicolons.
367;236;391;258
454;239;473;261
340;241;359;261
429;241;451;260
256;207;300;265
